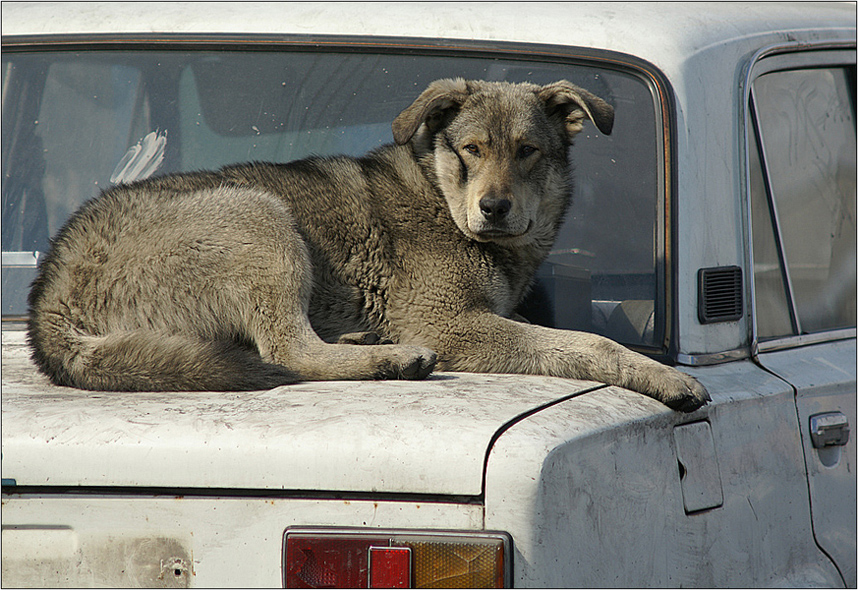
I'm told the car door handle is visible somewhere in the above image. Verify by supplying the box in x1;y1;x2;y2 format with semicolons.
809;412;850;448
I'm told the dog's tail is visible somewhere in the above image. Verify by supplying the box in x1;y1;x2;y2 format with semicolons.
27;321;298;392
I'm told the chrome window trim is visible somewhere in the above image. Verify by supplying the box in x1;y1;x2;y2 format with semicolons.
755;328;857;355
676;348;750;367
1;251;40;267
742;42;857;356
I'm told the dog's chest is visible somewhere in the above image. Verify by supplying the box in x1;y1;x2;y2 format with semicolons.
480;243;544;316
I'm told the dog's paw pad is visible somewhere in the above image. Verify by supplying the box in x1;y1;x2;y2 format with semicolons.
661;375;710;413
375;347;437;380
407;351;437;379
397;348;437;380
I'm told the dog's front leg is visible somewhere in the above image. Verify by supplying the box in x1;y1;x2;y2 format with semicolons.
436;311;710;412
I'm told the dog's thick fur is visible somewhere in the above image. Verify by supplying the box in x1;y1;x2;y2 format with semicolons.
28;78;709;411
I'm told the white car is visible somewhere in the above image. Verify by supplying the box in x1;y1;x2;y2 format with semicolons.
1;2;855;587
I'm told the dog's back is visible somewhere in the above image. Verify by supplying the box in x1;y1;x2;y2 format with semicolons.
27;156;439;391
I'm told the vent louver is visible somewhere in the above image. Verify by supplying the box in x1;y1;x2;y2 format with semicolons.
698;266;743;324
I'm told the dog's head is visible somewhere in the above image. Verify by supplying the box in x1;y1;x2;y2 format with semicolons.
393;79;613;246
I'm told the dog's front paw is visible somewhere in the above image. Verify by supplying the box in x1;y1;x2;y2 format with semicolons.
653;370;710;413
374;346;437;380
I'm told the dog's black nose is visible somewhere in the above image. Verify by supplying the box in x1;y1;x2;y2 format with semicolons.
479;197;511;221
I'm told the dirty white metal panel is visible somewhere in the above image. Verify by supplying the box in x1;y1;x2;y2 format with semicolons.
1;328;600;495
484;362;843;587
1;2;851;67
671;38;752;357
1;495;481;587
758;339;857;587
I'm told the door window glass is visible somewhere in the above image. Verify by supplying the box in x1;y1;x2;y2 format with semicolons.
751;66;856;338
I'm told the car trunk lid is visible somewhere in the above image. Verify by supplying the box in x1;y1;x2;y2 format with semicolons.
1;327;603;496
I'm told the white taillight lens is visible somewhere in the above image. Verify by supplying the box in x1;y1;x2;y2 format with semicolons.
283;528;511;588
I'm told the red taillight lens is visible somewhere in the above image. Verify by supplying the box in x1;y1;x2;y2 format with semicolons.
369;546;412;588
283;529;511;588
286;535;381;588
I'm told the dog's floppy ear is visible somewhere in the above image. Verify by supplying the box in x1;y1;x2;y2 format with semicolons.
537;81;614;140
392;78;471;145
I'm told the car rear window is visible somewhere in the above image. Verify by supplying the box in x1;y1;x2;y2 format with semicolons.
1;47;665;349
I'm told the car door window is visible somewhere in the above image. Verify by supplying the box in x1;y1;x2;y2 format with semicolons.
750;66;856;340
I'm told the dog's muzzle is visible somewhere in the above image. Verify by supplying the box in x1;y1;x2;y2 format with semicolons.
479;197;512;222
467;195;531;240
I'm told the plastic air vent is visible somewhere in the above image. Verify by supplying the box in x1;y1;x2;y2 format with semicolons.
698;266;743;324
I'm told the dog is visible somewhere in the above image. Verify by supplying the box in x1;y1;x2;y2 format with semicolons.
27;78;710;412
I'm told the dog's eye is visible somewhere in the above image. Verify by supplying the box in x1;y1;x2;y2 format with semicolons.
462;144;481;157
518;145;538;158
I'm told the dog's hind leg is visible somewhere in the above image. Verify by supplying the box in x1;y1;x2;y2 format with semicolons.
273;324;436;380
249;300;436;381
43;328;300;391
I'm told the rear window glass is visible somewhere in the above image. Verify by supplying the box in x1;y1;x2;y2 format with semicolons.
2;48;664;349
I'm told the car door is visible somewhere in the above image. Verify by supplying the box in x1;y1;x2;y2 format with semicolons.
747;49;857;587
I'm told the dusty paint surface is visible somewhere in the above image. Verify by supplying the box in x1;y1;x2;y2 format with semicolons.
2;327;602;495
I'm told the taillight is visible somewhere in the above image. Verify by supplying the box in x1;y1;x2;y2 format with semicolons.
283;528;511;588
